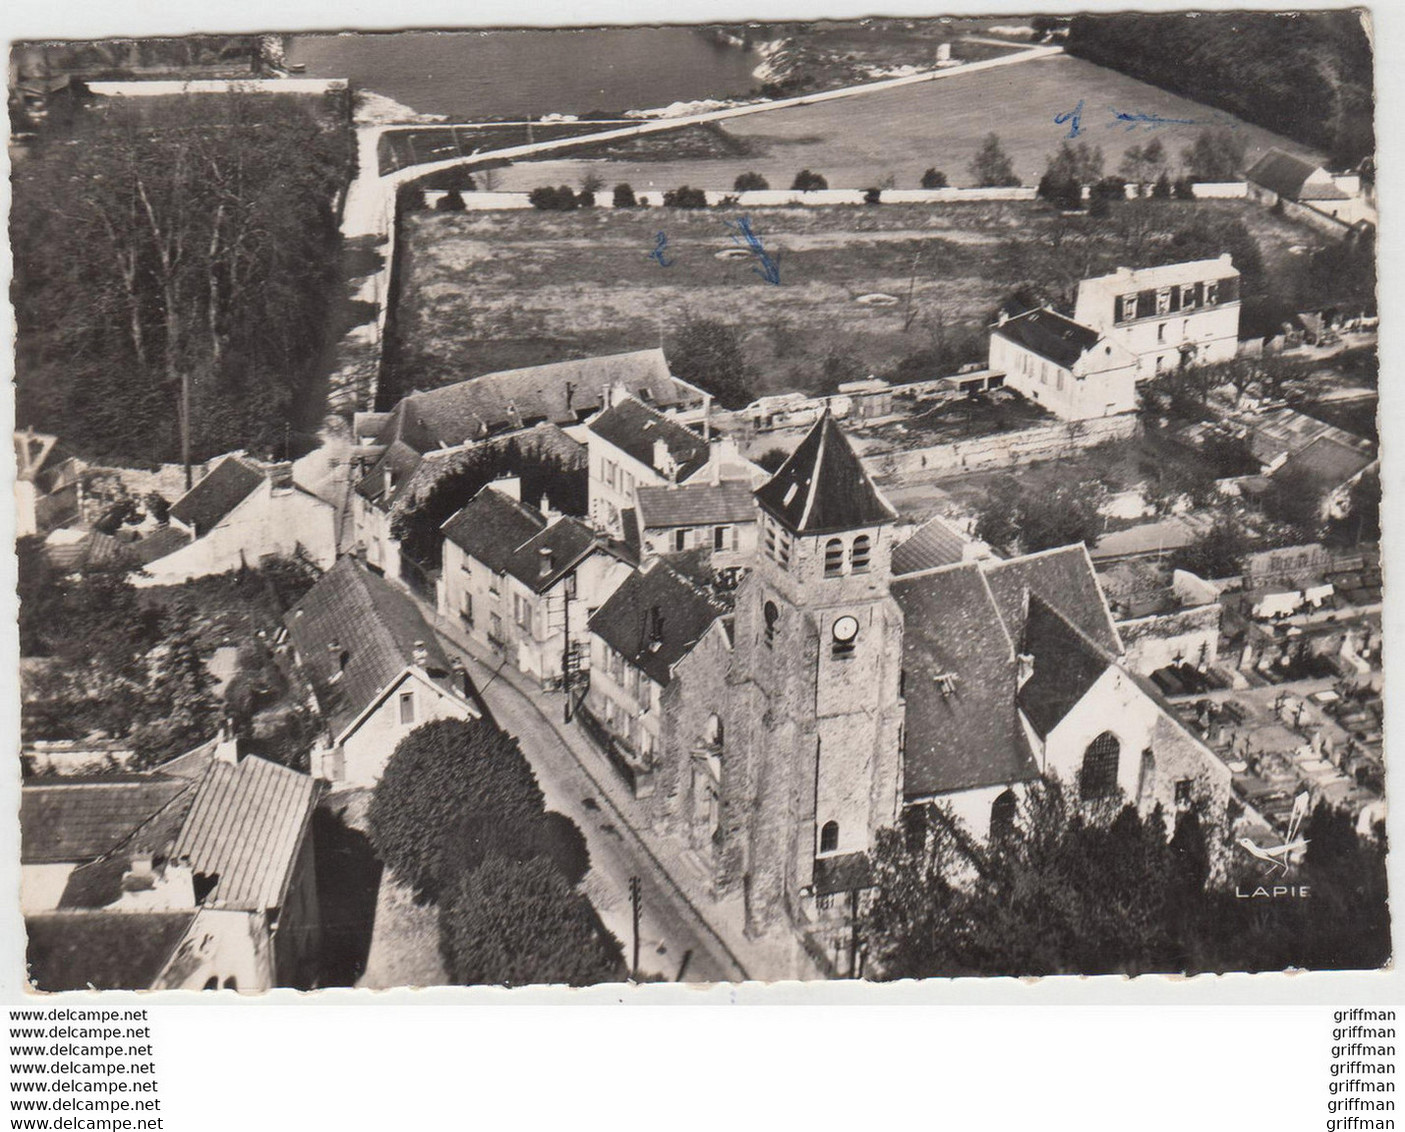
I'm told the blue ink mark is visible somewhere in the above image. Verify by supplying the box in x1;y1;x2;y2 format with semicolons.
725;215;780;285
1111;109;1198;131
650;231;674;267
1053;99;1084;138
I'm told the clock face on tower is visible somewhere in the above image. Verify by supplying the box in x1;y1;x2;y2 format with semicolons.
832;615;859;644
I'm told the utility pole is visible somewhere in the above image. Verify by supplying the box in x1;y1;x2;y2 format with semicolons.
562;575;573;723
181;370;192;491
629;875;642;980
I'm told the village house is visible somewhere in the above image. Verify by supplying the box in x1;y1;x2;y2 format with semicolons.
583;558;733;801
284;556;480;786
1245;405;1377;520
890;513;995;575
15;428;82;537
131;454;336;586
22;733;323;991
1072;255;1242;380
988;307;1139;420
632;479;759;580
585;393;765;541
438;479;636;688
1246;148;1375;226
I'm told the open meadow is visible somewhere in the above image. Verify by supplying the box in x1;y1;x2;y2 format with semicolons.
490;54;1319;193
386;196;1327;407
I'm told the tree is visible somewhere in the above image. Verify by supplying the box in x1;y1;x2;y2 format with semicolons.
734;171;769;191
973;476;1024;552
1150;170;1173;199
662;185;708;208
440;807;591;887
579;170;605;198
527;185;580;211
129;606;220;767
1170;516;1251;579
611;183;637;208
12;93;352;469
863;187;882;205
756;447;790;474
791;169;828;191
368;718;546;898
920;168;949;189
968;133;1020;187
1045;140;1104;186
1181;127;1248;183
1087;176;1126;218
666;316;756;410
975;477;1102;554
398;184;428;212
435;189;466;212
439;855;624;986
1038;171;1082;211
1261;462;1327;538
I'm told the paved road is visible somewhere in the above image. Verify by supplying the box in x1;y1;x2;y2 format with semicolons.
431;629;748;983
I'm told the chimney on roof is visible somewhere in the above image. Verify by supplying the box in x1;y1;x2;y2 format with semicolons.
450;656;471;699
214;719;239;765
647;606;665;652
565;381;576;415
383;467;395;497
540;495;559;525
539;546;554;579
328;639;348;681
652;438;676;481
412;640;430;668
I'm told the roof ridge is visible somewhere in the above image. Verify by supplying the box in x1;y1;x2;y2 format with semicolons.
1025;591;1121;667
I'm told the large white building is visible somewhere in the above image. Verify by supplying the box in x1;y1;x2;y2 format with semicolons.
1072;255;1241;381
988;308;1139;421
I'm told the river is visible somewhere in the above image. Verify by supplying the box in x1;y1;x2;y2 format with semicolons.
287;28;761;119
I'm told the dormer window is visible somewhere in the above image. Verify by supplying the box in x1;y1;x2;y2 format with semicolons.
1119;294;1137;322
1206;281;1219;305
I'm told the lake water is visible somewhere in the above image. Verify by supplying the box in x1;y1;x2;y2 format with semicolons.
287;28;762;119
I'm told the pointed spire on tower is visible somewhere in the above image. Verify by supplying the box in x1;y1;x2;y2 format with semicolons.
754;411;898;535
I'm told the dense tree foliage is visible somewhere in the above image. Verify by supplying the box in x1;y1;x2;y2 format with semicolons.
439;855;624;986
974;476;1103;554
920;168;949;190
864;785;1388;978
388;433;588;568
662;185;709;209
1180;128;1249;184
734;171;769;191
791;169;828;191
12;93;352;466
1067;12;1374;168
368;718;546;898
666;315;757;410
611;183;638;208
528;184;582;211
1170;516;1253;580
968;133;1020;187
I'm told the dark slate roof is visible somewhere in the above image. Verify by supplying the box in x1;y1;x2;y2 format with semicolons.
635;480;757;529
377;349;687;451
892;563;1038;797
587;397;711;483
128;525;192;566
753;414;897;535
1017;595;1116;739
173;756;321;912
21;778;195;864
892;515;969;575
587;560;727;686
354;439;425;509
442;487;607;594
45;529;133;572
284;556;453;739
1275;436;1374;496
1245;148;1324;199
169;456;264;535
993;308;1102;370
981;545;1123;656
26;912;195;992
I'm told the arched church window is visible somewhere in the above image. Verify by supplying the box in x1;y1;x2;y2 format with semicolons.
763;601;779;648
824;538;844;577
1079;732;1122;800
819;821;839;855
203;977;219;991
990;789;1018;839
704;713;723;753
851;535;871;573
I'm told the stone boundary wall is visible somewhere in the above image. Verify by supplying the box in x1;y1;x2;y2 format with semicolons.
861;412;1141;480
424;186;1040;210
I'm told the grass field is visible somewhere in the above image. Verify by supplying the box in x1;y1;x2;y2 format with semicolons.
490;54;1318;194
386;195;1325;408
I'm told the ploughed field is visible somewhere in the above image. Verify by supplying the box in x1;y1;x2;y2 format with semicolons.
387;198;1321;405
489;54;1318;193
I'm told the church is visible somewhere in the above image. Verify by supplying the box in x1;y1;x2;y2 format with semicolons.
607;414;1235;974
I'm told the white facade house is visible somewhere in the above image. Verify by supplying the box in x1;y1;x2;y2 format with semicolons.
438;481;636;688
133;455;337;586
284;556;480;787
989;308;1139;420
1072;255;1242;381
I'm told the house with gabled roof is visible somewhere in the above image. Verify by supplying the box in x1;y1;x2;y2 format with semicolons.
988;307;1139;420
583;558;733;799
1246;148;1373;225
131;453;336;585
284;556;481;786
15;428;83;536
1072;255;1242;380
23;735;325;991
584;393;762;542
439;479;636;688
